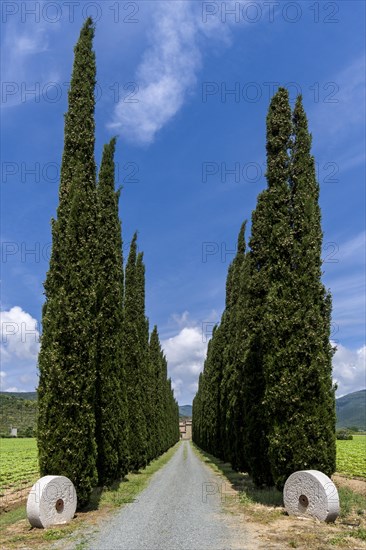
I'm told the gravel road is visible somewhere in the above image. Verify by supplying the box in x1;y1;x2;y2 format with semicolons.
88;440;249;550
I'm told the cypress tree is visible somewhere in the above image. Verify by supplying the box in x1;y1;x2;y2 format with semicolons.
193;224;246;463
209;326;226;459
160;354;170;452
244;87;292;486
193;89;335;490
136;252;152;463
149;326;162;459
221;222;247;469
198;331;217;455
218;266;236;462
192;375;202;446
232;246;251;474
37;18;98;506
95;138;129;485
123;235;148;470
264;96;336;488
165;377;179;449
149;326;176;458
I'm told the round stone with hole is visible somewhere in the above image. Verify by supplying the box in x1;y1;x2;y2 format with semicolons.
283;470;339;522
26;475;77;528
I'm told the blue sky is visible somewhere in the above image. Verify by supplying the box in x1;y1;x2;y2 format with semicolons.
1;0;365;404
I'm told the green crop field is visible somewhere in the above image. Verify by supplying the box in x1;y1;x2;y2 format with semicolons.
336;434;366;479
0;439;39;506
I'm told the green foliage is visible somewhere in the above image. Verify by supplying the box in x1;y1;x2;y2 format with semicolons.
123;235;148;471
193;223;249;470
36;19;179;504
37;17;98;507
264;95;335;489
95;138;129;485
123;244;179;470
0;391;37;401
249;87;292;488
149;326;179;458
221;222;247;470
336;429;353;440
193;88;336;491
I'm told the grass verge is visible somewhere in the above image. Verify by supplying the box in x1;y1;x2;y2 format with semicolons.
0;442;181;549
192;442;366;549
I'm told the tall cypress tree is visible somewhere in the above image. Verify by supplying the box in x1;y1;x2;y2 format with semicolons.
192;374;202;446
160;353;170;452
149;326;162;459
193;224;246;463
209;325;226;460
221;222;247;469
193;89;335;490
136;252;151;463
198;329;218;455
123;235;148;470
232;245;251;474
218;266;236;463
243;87;292;486
95;138;129;485
264;96;336;488
37;18;98;506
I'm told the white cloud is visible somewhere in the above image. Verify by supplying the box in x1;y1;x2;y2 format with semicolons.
171;378;183;399
310;54;365;149
109;0;233;144
0;306;40;362
338;231;366;263
163;327;207;363
336;149;365;173
14;32;48;56
19;374;34;384
333;343;366;397
1;0;59;109
325;276;365;345
162;308;366;405
0;306;40;392
188;381;198;394
171;311;191;328
322;231;366;344
162;320;208;404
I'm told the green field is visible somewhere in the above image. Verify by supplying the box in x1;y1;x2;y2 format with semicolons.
0;439;39;506
336;434;366;479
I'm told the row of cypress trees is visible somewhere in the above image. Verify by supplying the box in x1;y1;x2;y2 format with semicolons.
192;88;336;490
37;18;179;507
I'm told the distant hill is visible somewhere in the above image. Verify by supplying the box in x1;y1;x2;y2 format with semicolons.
180;392;366;428
336;389;366;430
179;405;192;418
1;391;364;433
0;393;37;436
0;391;37;401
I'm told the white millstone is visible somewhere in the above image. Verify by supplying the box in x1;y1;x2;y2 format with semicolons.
283;470;339;522
26;475;77;528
